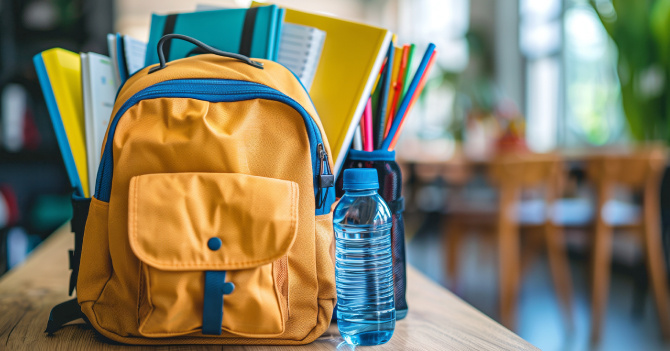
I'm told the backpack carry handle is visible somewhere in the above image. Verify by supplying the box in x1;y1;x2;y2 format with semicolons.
148;34;264;74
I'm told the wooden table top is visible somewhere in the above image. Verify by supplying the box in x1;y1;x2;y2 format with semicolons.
0;225;537;350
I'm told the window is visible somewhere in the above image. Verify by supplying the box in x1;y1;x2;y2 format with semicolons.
521;0;625;151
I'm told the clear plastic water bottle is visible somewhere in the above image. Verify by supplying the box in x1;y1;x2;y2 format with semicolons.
334;168;395;346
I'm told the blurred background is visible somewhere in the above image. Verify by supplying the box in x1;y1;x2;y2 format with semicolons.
2;0;670;349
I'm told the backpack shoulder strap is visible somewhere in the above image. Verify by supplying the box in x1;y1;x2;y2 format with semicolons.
44;194;91;335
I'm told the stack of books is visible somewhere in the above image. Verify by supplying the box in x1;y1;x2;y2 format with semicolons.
33;3;435;197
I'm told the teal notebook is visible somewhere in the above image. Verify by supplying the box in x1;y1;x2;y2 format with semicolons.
144;5;284;66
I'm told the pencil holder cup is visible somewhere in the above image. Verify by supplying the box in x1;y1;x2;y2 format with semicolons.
336;149;408;319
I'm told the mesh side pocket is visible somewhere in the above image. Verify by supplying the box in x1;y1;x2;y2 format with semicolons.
391;212;407;314
336;149;408;319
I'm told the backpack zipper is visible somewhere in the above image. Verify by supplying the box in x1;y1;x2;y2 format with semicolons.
317;143;334;188
316;143;334;210
94;79;332;213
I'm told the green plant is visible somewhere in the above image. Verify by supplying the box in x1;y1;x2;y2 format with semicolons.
591;0;670;141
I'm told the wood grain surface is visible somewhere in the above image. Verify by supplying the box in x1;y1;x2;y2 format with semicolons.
0;224;538;350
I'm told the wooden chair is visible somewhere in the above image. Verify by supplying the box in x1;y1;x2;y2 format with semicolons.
585;147;670;342
443;153;574;330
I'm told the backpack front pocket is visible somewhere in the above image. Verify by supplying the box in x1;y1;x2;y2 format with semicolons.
128;172;298;338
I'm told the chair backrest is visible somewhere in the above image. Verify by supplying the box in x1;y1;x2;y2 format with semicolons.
489;152;563;189
585;146;667;190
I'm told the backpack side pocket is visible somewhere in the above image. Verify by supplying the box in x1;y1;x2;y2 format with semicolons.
77;197;112;304
315;213;335;301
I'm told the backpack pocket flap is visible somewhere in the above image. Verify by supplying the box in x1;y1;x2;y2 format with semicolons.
128;172;299;271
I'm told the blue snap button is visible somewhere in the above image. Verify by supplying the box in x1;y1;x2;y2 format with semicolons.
207;237;222;251
223;282;235;295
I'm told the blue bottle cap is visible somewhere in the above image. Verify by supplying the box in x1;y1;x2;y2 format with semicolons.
342;168;379;191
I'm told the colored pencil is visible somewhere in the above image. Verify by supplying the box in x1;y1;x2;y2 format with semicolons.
363;98;373;151
353;125;363;150
371;58;387;95
359;103;367;149
385;46;403;121
385;44;410;138
370;56;388;133
369;85;382;149
375;42;394;149
401;44;416;98
381;43;436;151
388;50;437;151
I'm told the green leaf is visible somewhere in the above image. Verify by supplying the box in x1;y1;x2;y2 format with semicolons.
650;0;670;67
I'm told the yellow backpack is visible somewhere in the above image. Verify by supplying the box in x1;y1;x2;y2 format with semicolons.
50;35;337;345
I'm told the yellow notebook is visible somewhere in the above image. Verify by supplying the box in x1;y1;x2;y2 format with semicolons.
34;48;89;197
254;3;392;175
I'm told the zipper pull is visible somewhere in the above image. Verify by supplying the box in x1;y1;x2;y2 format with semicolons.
317;143;334;188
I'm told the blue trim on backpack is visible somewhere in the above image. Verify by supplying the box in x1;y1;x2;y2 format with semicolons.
94;78;333;214
202;271;234;335
347;149;396;162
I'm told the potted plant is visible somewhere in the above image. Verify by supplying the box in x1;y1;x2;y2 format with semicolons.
591;0;670;271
